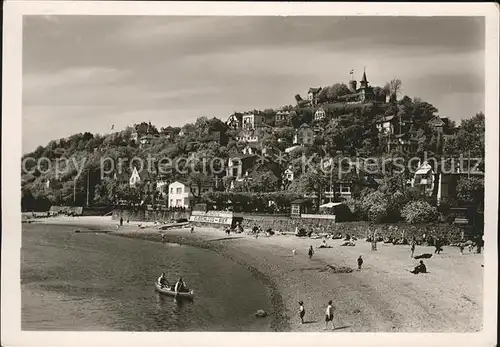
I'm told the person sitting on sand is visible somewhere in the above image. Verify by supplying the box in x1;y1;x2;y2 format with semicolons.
410;260;427;274
174;277;186;293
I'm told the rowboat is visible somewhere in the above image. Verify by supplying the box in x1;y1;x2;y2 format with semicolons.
155;281;194;300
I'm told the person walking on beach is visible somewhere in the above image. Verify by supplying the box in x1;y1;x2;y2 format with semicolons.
190;226;195;233
119;216;123;227
459;243;465;256
325;300;335;329
434;238;443;254
161;234;166;243
298;301;305;324
357;255;363;270
410;241;416;258
308;246;314;259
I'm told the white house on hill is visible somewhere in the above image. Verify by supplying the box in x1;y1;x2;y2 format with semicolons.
314;107;326;121
411;161;434;195
129;167;141;187
167;180;215;209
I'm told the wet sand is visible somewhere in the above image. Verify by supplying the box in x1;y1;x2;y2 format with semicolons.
34;216;483;332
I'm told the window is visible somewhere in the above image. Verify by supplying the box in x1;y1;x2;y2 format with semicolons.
170;199;173;206
176;199;182;206
170;188;173;194
291;205;300;215
176;187;182;194
340;185;351;193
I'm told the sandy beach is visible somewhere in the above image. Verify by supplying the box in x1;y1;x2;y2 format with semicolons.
31;216;483;332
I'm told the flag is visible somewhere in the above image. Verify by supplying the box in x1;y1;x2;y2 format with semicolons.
349;69;354;74
111;124;115;130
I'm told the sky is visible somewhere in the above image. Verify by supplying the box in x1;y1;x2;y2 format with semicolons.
22;16;485;153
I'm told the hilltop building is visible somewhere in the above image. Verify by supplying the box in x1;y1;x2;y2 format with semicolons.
275;109;290;123
308;87;322;105
242;110;266;130
227;113;243;130
338;70;375;103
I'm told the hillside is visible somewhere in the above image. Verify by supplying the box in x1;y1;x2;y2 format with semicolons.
21;79;484;216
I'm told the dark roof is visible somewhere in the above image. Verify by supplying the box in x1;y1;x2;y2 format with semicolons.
114;171;129;181
428;116;445;126
308;87;322;94
376;115;396;123
228;113;243;122
360;71;368;84
139;170;153;180
276;109;290;114
291;198;313;204
173;177;215;187
244;142;261;149
230;153;257;161
338;92;362;100
298;123;312;129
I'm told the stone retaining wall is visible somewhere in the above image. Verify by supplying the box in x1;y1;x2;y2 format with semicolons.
241;216;471;244
112;209;190;222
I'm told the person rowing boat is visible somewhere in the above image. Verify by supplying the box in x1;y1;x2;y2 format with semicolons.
174;277;188;293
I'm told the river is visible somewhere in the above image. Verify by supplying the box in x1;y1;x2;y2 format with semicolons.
21;224;272;331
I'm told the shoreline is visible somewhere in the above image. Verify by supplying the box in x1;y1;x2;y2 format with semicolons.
30;216;484;332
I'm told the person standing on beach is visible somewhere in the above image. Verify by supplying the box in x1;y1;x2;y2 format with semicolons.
298;301;305;324
161;234;166;243
459;243;465;255
410;242;416;258
357;255;363;270
119;216;123;226
191;226;195;233
325;300;335;329
308;246;314;259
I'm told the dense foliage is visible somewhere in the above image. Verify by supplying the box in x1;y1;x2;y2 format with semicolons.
21;77;485;222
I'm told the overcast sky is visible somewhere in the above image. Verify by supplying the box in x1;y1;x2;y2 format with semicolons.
22;16;485;152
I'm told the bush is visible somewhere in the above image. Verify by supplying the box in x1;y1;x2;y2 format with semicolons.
401;201;440;224
360;191;390;223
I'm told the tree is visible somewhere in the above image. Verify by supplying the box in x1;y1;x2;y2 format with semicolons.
456;176;484;208
444;112;485;157
288;168;328;208
360;191;391;223
384;78;402;103
401;201;440;224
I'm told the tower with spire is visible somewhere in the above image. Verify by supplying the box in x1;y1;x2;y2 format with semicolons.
358;67;373;102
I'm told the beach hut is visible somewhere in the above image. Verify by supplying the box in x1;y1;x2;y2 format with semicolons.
319;202;351;222
290;198;314;217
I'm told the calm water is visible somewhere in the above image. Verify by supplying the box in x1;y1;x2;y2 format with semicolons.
21;224;272;331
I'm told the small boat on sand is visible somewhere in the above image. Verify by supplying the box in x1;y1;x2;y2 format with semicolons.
155;281;194;300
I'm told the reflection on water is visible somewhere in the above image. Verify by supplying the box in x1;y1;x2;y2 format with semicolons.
22;224;271;331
